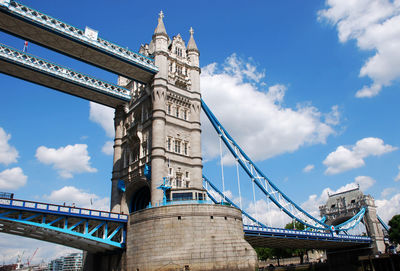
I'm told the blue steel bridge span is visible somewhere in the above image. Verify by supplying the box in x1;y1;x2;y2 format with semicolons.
0;195;371;252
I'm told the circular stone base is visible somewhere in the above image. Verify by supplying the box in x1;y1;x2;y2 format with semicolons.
126;204;257;271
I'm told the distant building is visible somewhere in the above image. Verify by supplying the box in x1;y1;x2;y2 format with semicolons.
47;253;82;271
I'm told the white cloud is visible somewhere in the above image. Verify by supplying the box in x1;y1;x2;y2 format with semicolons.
246;199;291;228
376;192;400;224
303;164;315;173
45;186;110;211
89;102;115;137
0;127;19;165
381;187;397;198
0;167;27;190
319;0;400;97
354;175;376;191
395;165;400;181
35;144;97;179
102;140;114;156
323;137;397;174
325;105;340;126
201;54;338;162
301;175;376;217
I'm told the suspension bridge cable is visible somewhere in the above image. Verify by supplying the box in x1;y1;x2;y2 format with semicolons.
236;159;243;210
219;135;226;202
252;179;256;218
201;99;367;233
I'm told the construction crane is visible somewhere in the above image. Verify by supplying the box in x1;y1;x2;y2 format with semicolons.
27;248;38;267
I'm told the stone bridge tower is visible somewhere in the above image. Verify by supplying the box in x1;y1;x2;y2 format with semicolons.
106;12;257;271
319;187;385;253
110;11;204;214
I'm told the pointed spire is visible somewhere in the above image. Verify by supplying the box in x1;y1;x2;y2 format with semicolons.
187;27;199;52
154;11;167;37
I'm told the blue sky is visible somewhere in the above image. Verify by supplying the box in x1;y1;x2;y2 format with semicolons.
1;0;400;264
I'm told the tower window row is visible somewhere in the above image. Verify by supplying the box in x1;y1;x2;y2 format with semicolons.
167;137;189;155
169;62;187;76
175;47;183;57
167;103;189;120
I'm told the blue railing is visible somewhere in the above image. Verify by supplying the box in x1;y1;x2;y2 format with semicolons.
148;199;213;208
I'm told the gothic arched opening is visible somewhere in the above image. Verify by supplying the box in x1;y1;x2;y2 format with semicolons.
130;186;150;213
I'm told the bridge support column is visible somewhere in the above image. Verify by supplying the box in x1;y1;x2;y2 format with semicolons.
111;106;125;213
364;203;385;254
126;204;257;271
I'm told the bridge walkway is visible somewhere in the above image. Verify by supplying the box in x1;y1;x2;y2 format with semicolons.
0;43;132;107
0;0;158;83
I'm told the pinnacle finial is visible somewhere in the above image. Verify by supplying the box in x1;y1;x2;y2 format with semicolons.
154;10;167;36
187;26;199;53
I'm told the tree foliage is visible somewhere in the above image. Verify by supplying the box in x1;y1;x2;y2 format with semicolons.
388;214;400;245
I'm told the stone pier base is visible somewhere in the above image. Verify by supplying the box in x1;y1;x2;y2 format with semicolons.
127;204;258;271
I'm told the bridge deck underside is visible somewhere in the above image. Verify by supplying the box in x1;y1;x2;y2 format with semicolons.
0;58;127;108
245;234;371;250
0;219;114;253
0;10;155;83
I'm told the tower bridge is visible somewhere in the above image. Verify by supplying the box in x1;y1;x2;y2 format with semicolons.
0;1;391;270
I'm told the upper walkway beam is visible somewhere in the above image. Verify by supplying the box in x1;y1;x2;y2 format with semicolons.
0;0;158;83
0;43;132;108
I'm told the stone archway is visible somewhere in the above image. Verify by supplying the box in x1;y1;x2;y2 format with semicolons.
130;185;150;213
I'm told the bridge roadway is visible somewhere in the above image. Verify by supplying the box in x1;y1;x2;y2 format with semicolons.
244;225;371;250
0;43;131;108
0;0;157;83
0;197;128;253
0;197;372;252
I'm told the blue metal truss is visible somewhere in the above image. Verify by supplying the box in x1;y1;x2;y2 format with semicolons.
0;42;132;103
201;99;366;233
0;0;158;75
0;197;127;252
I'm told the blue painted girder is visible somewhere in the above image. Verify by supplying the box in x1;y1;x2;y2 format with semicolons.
0;198;127;252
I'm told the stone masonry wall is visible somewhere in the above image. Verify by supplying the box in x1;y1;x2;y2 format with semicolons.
126;204;257;271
